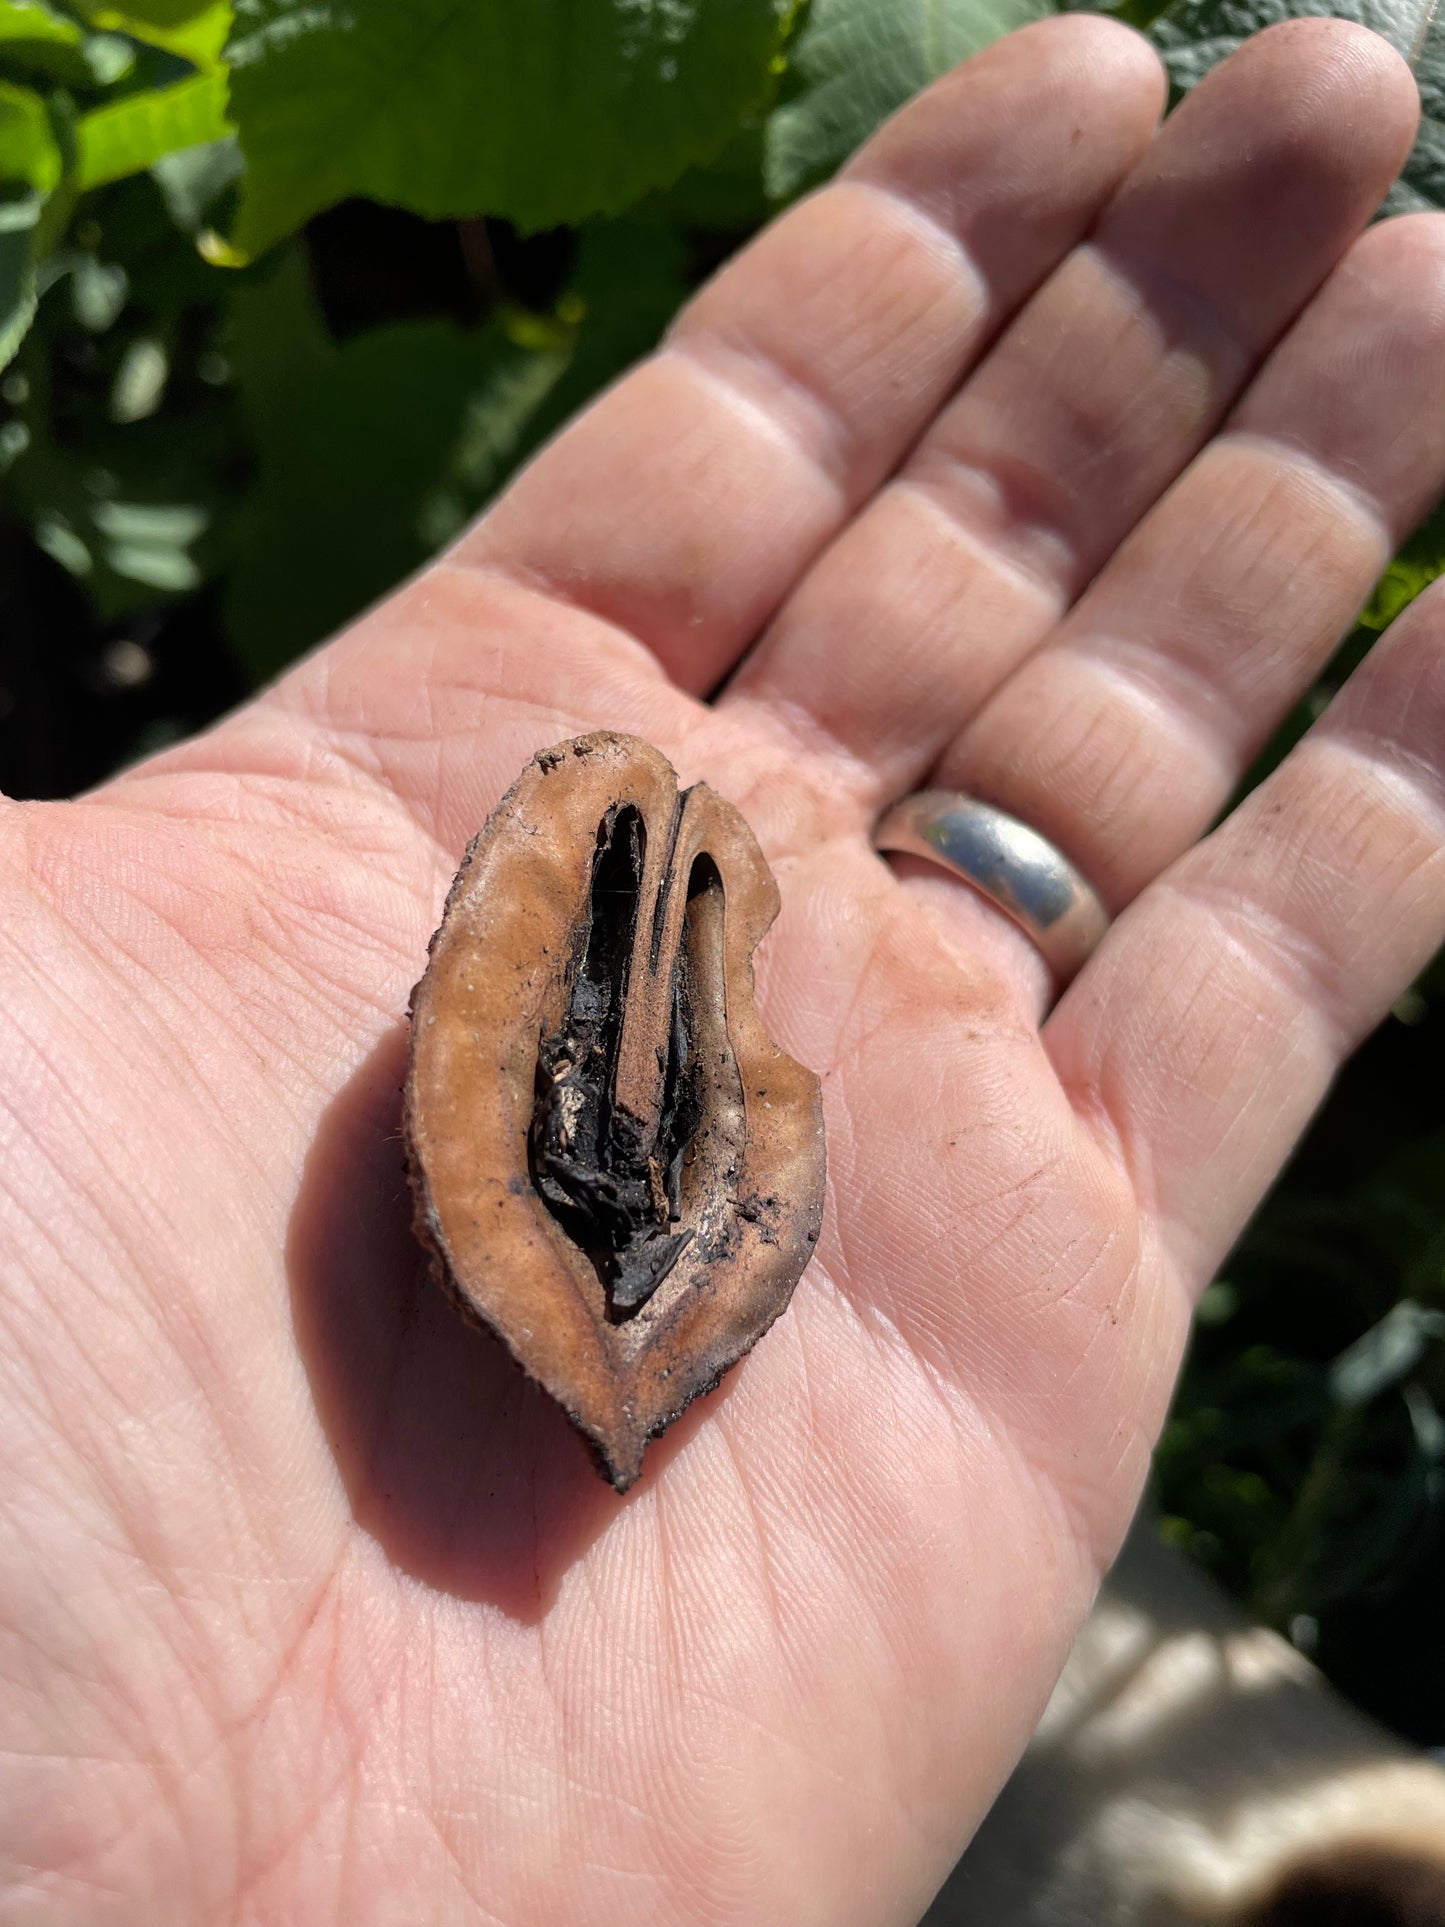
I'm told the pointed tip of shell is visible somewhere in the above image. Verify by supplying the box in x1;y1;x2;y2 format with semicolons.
593;1437;643;1495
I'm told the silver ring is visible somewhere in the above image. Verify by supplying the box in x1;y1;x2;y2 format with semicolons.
872;791;1109;985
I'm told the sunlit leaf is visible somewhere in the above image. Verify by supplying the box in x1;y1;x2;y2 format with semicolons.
91;497;208;544
642;120;770;230
0;80;61;192
225;223;687;676
75;69;231;191
224;248;570;674
79;0;231;67
103;536;202;587
0;0;94;86
1361;497;1445;631
0;1;80;53
225;0;792;257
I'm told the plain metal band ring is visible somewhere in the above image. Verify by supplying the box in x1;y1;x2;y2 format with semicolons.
871;791;1110;986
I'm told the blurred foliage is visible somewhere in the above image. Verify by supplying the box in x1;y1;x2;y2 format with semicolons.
1;0;1443;1743
224;0;795;253
1156;958;1445;1742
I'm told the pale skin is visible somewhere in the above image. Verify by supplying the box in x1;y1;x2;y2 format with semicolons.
3;17;1445;1924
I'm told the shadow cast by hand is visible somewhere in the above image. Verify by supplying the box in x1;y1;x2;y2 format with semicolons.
286;1021;713;1622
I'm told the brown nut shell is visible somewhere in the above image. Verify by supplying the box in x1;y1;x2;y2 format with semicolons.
403;732;826;1491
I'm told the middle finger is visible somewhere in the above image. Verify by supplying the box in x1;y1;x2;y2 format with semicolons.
723;21;1418;792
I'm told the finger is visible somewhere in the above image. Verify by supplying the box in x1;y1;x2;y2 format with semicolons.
1046;583;1445;1292
724;21;1419;791
438;18;1163;696
933;211;1445;910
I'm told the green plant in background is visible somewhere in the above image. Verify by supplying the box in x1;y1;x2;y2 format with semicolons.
2;0;1443;1740
1154;963;1445;1740
8;0;1441;671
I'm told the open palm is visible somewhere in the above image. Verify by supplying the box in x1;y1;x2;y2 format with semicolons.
4;19;1445;1924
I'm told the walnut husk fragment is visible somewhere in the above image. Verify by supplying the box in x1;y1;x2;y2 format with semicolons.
403;733;826;1491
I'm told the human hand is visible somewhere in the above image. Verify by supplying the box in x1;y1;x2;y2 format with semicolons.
3;18;1443;1923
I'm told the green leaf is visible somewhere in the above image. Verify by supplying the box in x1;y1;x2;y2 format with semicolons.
496;219;691;472
1395;2;1445;214
1359;493;1445;632
642;120;770;230
1362;547;1445;633
0;189;43;363
224;0;792;258
1150;0;1429;85
0;81;59;369
0;82;72;368
93;0;221;26
5;377;236;615
0;80;61;191
0;1;80;53
91;497;208;544
225;223;688;679
224;248;568;675
74;67;230;190
80;0;231;67
764;0;1054;202
0;0;94;86
92;497;208;587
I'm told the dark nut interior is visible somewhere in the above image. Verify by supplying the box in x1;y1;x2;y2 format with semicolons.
403;732;826;1491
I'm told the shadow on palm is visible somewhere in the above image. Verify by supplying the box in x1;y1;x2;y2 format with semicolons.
286;1015;732;1620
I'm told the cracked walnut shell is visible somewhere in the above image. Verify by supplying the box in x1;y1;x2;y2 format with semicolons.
403;733;826;1491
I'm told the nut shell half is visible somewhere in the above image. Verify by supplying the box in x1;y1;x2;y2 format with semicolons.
403;732;826;1491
